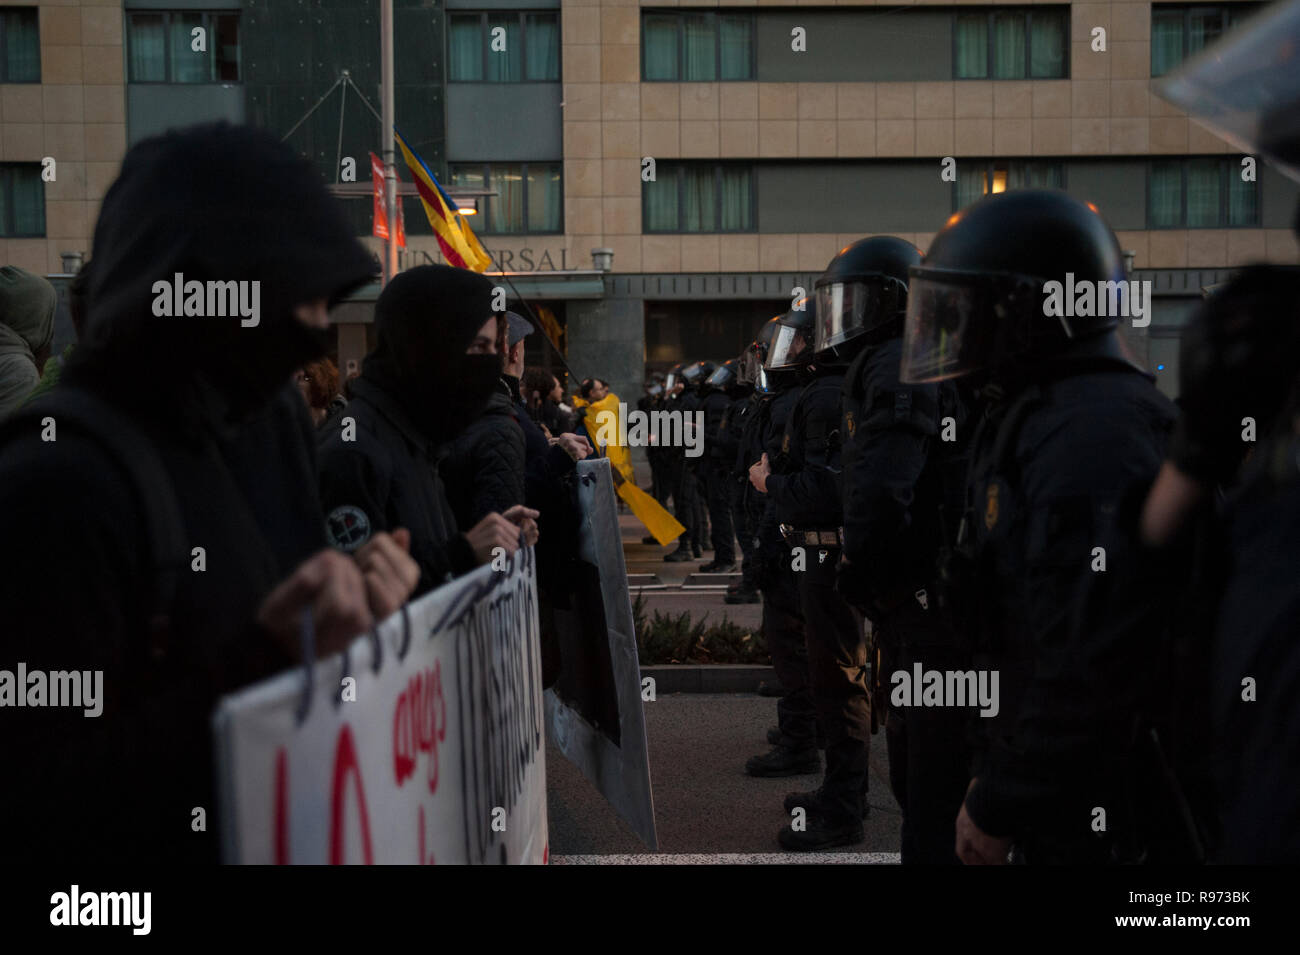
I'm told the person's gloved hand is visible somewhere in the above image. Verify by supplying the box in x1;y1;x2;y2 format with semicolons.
1169;266;1300;485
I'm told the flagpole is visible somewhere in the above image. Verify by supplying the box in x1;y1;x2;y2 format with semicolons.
380;0;397;284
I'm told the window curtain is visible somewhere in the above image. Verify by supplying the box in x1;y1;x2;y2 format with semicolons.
643;15;679;81
1187;9;1225;59
1149;162;1183;227
1228;168;1257;226
525;14;559;81
1009;161;1063;190
3;10;40;83
720;167;751;230
1150;10;1185;77
682;166;716;231
213;14;240;82
9;166;45;236
448;16;482;81
954;15;988;79
1185;159;1221;227
171;12;209;83
683;15;717;82
1029;11;1066;79
490;164;525;233
527;165;561;232
129;14;167;82
486;15;522;82
992;12;1026;79
719;16;752;81
644;170;679;231
956;167;987;208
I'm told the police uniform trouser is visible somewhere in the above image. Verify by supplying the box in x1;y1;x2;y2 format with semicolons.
878;597;971;864
731;480;756;588
799;547;870;824
689;466;708;549
761;555;816;746
706;464;736;563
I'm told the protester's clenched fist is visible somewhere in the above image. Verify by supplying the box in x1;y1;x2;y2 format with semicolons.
354;528;420;622
465;512;523;564
551;432;592;461
502;504;540;547
257;549;373;658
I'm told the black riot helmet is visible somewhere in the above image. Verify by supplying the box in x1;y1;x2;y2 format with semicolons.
740;314;781;389
681;360;716;393
901;190;1131;384
764;296;817;371
706;358;738;392
814;236;922;364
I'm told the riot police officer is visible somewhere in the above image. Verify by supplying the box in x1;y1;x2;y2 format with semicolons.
700;359;743;572
750;297;870;850
900;190;1178;864
744;314;818;776
723;353;763;603
813;235;973;864
665;361;713;561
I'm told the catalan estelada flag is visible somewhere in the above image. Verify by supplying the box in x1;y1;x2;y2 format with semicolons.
394;128;492;272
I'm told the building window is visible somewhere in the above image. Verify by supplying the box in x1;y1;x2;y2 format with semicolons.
0;8;39;83
954;8;1069;79
127;11;241;83
449;162;562;234
1151;4;1259;77
955;160;1064;209
643;163;754;233
0;164;45;237
1148;158;1258;227
642;11;755;81
448;11;560;82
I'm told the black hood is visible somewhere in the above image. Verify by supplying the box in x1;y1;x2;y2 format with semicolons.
362;264;503;445
69;122;376;418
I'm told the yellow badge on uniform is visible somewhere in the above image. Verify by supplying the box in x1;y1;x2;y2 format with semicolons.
984;483;999;530
845;411;856;440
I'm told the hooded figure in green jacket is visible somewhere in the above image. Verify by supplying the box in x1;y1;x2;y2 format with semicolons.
0;265;56;418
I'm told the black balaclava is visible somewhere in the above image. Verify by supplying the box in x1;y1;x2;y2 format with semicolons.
68;122;377;420
362;264;503;445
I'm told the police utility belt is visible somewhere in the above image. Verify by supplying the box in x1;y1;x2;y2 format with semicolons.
779;525;843;548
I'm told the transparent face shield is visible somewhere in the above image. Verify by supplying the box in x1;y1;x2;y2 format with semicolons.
665;372;677;391
681;362;703;386
706;365;732;388
765;323;810;370
900;269;1040;383
814;278;903;352
756;366;772;394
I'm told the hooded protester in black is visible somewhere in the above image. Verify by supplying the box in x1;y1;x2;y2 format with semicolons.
317;265;504;593
0;122;376;865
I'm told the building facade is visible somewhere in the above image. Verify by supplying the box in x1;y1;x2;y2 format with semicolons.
3;0;1296;406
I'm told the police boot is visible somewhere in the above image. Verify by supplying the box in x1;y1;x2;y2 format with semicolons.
724;586;760;604
692;543;703;558
782;787;869;819
700;560;736;573
664;546;693;562
767;725;826;748
777;809;865;852
642;535;658;545
745;744;820;777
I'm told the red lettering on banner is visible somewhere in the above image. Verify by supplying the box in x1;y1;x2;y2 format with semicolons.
417;804;436;865
330;724;374;865
391;662;448;793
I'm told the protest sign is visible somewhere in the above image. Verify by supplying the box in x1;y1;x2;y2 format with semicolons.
214;547;547;864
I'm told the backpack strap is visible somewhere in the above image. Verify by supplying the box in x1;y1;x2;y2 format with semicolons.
1;387;189;656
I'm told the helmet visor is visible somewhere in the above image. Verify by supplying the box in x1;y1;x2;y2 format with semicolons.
665;372;677;391
756;366;771;394
706;365;731;388
765;323;810;370
814;278;903;352
901;271;997;383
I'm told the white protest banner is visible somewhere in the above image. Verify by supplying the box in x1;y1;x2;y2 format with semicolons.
214;546;547;864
